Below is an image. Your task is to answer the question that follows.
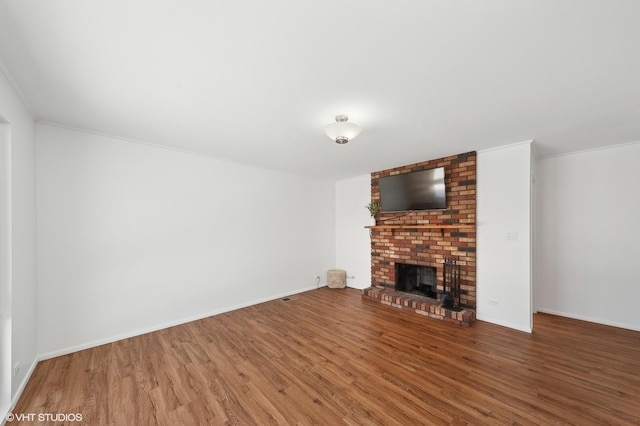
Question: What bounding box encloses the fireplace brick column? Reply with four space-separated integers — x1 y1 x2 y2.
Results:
368 151 477 313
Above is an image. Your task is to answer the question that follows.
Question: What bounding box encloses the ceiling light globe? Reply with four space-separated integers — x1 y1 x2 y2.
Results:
325 115 361 144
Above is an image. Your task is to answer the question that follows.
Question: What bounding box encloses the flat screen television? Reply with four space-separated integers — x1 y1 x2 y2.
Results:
378 167 446 212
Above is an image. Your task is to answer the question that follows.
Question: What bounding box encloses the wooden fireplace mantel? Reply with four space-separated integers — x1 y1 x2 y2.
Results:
365 224 475 230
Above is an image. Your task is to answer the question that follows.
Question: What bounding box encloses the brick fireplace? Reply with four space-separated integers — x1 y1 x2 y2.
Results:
362 151 477 326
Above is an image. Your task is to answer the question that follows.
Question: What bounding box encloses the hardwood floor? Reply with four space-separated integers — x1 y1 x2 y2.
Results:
12 288 640 425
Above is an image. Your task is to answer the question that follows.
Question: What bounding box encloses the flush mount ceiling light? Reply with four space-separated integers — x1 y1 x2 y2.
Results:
324 114 362 144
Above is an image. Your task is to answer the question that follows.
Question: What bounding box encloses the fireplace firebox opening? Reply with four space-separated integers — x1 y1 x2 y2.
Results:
395 263 438 298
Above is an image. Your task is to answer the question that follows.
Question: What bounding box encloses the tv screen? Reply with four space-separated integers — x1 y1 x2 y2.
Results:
378 167 446 212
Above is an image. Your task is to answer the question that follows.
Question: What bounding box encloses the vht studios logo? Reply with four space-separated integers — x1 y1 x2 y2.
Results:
6 412 83 422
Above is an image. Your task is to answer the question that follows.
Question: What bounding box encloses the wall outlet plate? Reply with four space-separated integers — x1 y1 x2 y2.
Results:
506 231 519 241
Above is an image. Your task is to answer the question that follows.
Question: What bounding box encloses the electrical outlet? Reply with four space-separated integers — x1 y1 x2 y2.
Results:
13 362 20 377
488 299 500 306
346 275 355 279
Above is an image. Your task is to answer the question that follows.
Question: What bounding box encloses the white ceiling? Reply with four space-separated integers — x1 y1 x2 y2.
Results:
1 1 639 180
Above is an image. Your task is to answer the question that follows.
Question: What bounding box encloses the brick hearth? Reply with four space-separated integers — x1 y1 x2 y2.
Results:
363 286 476 326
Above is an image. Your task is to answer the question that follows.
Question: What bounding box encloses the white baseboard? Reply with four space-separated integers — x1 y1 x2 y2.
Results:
4 357 39 424
535 309 640 332
476 315 532 333
39 285 321 361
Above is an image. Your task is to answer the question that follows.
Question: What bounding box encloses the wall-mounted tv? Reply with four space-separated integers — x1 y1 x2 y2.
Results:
378 167 446 212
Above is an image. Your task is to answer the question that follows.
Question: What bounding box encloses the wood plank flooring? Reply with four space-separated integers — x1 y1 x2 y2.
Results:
11 288 640 425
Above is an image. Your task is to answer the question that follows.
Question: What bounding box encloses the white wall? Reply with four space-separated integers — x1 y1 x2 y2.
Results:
477 142 533 333
335 174 371 289
535 142 640 331
37 123 336 357
0 69 38 413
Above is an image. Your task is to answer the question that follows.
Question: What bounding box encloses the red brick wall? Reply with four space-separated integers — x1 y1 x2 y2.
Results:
370 152 476 308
